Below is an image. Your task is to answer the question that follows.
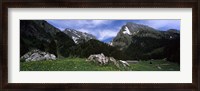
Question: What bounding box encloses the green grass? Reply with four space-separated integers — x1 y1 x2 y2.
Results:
129 60 180 71
20 58 180 71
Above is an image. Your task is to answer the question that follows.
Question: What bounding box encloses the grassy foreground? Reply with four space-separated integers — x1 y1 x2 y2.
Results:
20 58 180 71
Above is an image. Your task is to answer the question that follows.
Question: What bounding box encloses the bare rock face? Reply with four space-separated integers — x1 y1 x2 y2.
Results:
21 49 56 62
87 53 130 68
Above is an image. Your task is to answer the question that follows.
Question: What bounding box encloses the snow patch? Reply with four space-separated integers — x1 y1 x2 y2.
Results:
123 26 131 35
110 42 113 46
109 42 113 46
75 33 81 38
72 36 79 44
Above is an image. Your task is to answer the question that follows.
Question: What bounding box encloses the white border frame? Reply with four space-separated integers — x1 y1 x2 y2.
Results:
8 8 192 83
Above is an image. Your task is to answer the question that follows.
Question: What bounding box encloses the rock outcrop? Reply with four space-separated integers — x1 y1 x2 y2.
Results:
86 53 130 68
21 49 56 62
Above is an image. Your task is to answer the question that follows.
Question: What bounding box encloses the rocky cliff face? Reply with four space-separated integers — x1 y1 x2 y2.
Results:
63 28 96 44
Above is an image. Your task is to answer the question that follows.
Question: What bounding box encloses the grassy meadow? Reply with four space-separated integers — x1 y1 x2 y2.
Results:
20 58 180 71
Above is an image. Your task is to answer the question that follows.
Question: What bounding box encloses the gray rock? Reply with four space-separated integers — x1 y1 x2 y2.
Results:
21 53 30 60
86 53 129 68
44 54 51 60
21 49 56 62
87 53 107 65
50 54 56 60
25 58 32 61
109 57 120 68
30 53 43 61
119 60 130 67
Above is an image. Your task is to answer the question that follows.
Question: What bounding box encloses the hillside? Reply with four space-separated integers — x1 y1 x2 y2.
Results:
20 20 75 58
69 39 127 60
112 22 180 63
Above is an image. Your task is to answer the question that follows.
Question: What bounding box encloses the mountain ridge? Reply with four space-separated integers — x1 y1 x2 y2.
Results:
63 28 96 44
111 22 180 63
112 22 179 50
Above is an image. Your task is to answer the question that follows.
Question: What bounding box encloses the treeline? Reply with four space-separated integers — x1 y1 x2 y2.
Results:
68 39 128 60
21 35 180 63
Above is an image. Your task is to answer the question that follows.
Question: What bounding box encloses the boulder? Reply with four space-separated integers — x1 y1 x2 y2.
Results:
86 53 129 68
109 57 120 68
29 53 44 61
87 53 107 65
119 60 130 67
50 54 56 60
21 49 56 62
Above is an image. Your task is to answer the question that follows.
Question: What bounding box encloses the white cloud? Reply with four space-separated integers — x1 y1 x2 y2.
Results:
57 27 65 31
78 28 90 33
136 20 180 30
91 20 111 25
47 20 113 29
77 27 119 41
98 29 118 40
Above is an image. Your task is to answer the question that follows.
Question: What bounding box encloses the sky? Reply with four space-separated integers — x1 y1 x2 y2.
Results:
46 20 180 43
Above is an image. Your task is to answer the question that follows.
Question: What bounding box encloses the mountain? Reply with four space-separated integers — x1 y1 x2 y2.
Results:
112 22 163 50
63 28 96 44
112 22 180 63
20 20 75 58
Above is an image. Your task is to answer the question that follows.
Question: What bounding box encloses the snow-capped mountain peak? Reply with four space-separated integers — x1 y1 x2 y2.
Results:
63 28 96 44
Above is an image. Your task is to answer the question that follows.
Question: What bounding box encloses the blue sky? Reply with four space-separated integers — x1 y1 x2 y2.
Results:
46 20 180 43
